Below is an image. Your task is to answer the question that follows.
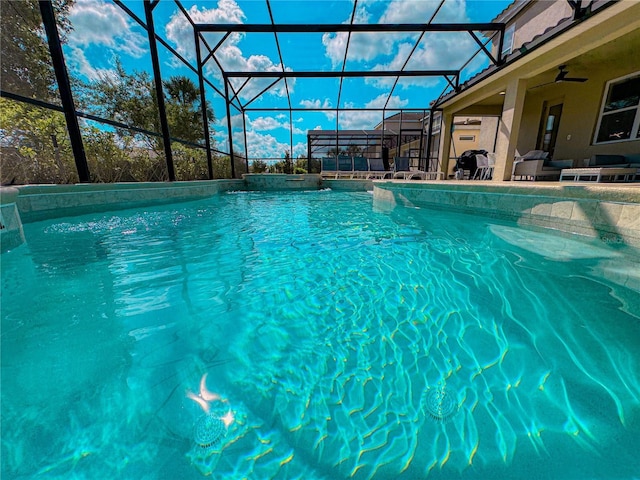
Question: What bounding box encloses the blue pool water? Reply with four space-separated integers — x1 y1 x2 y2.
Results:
1 190 639 479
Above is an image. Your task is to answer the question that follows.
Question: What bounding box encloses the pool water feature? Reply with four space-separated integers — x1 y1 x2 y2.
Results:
194 413 227 449
423 386 459 423
1 190 639 479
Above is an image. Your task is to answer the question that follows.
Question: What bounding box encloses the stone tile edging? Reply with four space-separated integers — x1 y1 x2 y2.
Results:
373 181 640 248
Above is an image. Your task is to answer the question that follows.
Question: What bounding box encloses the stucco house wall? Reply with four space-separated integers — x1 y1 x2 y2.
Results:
439 0 640 180
491 0 574 58
516 39 640 162
510 2 573 52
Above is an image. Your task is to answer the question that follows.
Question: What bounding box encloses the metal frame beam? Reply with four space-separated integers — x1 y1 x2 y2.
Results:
384 0 445 110
21 1 513 182
114 1 226 100
336 1 359 123
224 78 236 178
144 0 175 181
224 70 458 79
39 0 90 182
0 90 224 154
195 23 503 33
194 29 214 179
241 107 433 112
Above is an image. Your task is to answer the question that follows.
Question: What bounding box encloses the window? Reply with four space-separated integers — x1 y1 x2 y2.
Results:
501 25 515 57
459 135 476 141
594 72 640 144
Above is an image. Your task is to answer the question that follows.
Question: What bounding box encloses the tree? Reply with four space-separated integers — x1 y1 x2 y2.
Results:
0 98 77 184
82 60 159 148
251 159 268 173
346 144 362 155
0 0 74 100
0 0 81 184
294 155 308 174
284 150 292 174
164 75 215 146
1 3 223 184
78 65 220 181
83 66 216 150
328 147 348 156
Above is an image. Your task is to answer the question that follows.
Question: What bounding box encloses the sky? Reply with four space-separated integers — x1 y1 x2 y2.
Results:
63 0 512 160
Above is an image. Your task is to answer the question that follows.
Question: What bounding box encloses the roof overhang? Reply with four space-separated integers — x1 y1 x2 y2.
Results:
434 0 639 111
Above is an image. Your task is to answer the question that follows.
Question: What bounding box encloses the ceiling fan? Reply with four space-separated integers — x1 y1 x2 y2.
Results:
531 65 588 89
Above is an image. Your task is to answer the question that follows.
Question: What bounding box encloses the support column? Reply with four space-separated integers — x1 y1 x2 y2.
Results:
425 109 435 172
397 112 403 158
289 109 294 174
242 112 249 173
493 78 527 181
335 109 340 155
223 77 236 178
39 1 90 182
194 30 213 179
144 0 175 181
437 110 454 177
418 109 425 171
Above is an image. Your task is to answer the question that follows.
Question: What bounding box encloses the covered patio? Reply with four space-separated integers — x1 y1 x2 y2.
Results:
432 0 640 183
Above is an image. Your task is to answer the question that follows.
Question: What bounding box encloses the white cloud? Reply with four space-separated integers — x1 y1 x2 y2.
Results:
299 98 336 121
337 94 408 130
366 93 409 109
323 0 476 88
299 98 333 109
217 113 245 132
165 0 245 61
244 131 305 159
69 0 147 58
365 30 477 89
379 0 467 23
250 116 304 135
251 116 281 131
322 5 398 66
216 114 305 158
66 46 115 81
165 0 291 99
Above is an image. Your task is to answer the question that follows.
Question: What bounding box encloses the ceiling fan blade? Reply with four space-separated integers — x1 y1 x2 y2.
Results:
530 65 588 89
530 81 555 89
555 65 588 83
561 77 588 82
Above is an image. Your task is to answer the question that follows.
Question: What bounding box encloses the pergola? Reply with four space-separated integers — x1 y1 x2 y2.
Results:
4 0 509 181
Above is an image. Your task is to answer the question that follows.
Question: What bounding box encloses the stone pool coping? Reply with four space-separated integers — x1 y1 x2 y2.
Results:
373 180 640 247
1 176 639 251
8 179 245 223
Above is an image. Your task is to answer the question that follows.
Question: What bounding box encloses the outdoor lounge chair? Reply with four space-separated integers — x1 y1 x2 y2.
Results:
392 156 427 180
559 154 640 182
320 157 337 178
336 155 353 178
512 150 572 181
366 158 391 179
351 156 369 178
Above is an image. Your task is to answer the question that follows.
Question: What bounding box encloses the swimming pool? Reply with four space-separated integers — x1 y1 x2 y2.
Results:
1 189 639 479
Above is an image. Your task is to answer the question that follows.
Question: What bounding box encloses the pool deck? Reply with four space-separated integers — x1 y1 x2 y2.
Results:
1 176 639 251
373 179 640 247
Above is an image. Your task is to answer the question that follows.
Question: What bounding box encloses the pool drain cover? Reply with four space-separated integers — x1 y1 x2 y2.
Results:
424 387 458 423
194 413 226 448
